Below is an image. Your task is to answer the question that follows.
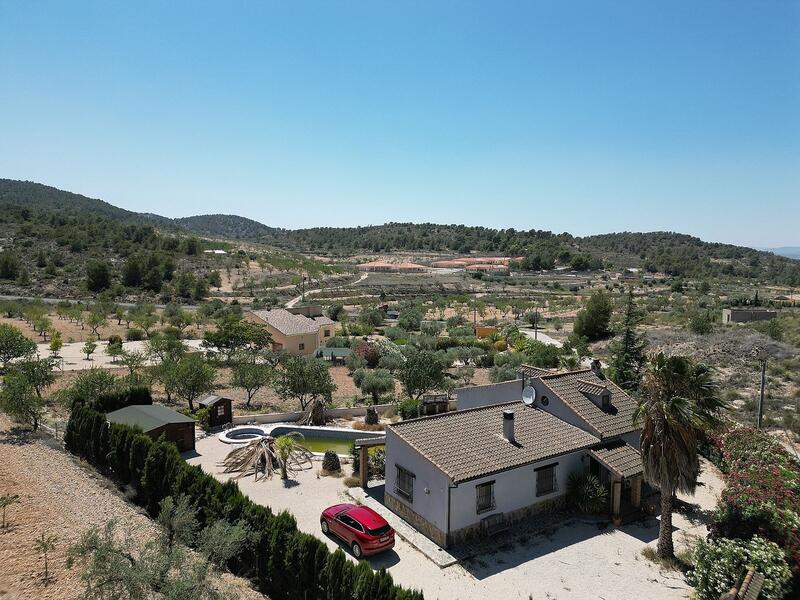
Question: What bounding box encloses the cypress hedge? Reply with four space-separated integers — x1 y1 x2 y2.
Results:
65 403 423 600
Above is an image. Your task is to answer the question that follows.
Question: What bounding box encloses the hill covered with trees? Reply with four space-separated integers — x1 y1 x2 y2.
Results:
175 213 283 240
0 180 219 299
2 179 798 287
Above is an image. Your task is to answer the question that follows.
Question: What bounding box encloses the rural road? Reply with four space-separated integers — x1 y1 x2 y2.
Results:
520 327 563 347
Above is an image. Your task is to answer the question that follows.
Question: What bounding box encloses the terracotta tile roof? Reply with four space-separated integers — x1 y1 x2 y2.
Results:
251 308 334 336
389 403 599 483
519 364 552 378
589 441 642 479
576 379 608 396
539 370 639 438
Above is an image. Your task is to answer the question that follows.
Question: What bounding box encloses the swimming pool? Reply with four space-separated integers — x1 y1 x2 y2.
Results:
219 424 384 455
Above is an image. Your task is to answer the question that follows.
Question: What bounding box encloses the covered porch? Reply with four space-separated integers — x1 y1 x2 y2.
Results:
588 442 644 524
354 437 386 488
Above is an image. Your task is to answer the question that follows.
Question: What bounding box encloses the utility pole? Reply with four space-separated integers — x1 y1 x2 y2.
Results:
473 290 477 332
301 274 306 303
757 356 766 429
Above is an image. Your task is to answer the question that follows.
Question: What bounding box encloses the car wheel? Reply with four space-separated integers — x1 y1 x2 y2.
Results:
352 542 362 558
321 519 329 534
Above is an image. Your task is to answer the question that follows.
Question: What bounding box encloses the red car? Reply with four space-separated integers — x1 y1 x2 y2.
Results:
320 503 395 558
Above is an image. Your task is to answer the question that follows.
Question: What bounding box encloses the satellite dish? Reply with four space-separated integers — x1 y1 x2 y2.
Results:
522 386 537 407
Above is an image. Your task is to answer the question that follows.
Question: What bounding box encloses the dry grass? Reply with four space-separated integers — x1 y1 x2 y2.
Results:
342 476 361 488
0 416 264 600
351 421 385 431
640 546 693 573
319 468 344 478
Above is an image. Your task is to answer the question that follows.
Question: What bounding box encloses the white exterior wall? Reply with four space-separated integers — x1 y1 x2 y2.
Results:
456 379 522 410
448 450 587 532
384 428 451 533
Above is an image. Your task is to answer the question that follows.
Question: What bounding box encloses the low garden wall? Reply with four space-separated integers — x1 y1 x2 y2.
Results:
232 403 400 425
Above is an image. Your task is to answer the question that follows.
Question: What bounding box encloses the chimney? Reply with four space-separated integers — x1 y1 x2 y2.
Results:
590 359 605 380
503 410 515 443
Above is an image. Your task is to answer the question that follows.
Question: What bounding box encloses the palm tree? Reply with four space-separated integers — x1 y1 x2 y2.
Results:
634 352 724 559
221 433 313 481
274 433 313 480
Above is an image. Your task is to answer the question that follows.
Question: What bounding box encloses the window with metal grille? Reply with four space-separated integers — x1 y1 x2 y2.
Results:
476 481 495 513
299 343 305 350
396 466 414 501
536 464 557 497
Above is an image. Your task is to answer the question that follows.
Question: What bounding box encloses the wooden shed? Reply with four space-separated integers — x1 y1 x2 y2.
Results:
198 395 233 428
107 404 196 452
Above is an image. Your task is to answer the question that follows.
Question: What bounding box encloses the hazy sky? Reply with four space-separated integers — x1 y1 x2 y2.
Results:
1 1 798 247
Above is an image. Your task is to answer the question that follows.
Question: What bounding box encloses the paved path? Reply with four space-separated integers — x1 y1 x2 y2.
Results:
519 327 563 347
189 433 698 600
348 485 459 568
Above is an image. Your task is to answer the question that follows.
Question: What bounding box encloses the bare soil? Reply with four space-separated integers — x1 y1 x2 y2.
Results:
0 416 263 600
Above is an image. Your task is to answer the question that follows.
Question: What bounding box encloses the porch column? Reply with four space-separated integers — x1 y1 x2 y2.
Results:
611 475 622 517
359 446 369 489
631 476 642 509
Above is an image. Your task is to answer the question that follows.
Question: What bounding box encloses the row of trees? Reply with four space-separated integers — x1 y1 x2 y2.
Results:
64 394 423 600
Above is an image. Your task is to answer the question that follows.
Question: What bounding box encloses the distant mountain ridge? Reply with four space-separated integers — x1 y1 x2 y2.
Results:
175 214 283 240
1 178 798 284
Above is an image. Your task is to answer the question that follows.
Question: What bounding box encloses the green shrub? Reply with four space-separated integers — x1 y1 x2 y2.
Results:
126 328 146 341
689 536 791 600
398 397 421 420
688 312 714 335
181 406 210 432
566 471 608 513
321 450 341 472
66 406 422 600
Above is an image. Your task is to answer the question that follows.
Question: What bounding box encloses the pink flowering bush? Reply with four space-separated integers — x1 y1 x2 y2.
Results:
711 427 800 579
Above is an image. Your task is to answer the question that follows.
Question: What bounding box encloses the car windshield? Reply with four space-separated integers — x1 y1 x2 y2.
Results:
367 524 391 537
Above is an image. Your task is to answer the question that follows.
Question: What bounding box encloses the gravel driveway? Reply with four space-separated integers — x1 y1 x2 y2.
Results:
189 435 724 600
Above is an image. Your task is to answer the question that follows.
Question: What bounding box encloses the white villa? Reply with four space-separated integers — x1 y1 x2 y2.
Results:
383 363 644 548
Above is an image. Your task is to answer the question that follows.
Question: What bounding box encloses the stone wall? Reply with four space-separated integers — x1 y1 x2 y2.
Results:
385 491 448 548
447 495 566 547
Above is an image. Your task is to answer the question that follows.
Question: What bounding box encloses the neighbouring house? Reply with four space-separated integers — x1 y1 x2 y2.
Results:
431 256 522 268
198 395 233 428
465 264 509 275
385 364 644 547
722 307 778 323
357 260 426 273
106 404 196 452
250 307 335 356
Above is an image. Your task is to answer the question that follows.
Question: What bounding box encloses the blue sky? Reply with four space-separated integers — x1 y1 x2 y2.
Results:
1 1 798 247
